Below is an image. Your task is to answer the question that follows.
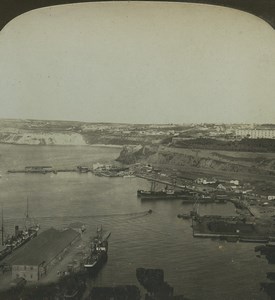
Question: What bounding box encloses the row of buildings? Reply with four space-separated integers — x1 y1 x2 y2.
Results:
170 128 275 143
235 129 275 139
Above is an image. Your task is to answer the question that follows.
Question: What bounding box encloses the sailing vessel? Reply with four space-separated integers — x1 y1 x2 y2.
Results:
0 199 40 261
84 226 111 274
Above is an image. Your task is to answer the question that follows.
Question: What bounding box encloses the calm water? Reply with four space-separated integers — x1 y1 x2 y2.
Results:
0 144 272 299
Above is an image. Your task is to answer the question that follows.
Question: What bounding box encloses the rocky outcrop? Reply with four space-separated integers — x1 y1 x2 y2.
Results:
148 151 251 172
116 145 157 164
117 145 275 176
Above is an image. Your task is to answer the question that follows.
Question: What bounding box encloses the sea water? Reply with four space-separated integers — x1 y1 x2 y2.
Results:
0 144 271 300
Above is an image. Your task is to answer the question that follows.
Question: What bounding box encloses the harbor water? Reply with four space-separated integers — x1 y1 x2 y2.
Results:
0 144 272 299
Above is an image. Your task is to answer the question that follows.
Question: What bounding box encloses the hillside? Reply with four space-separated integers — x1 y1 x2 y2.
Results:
117 145 275 179
0 119 180 146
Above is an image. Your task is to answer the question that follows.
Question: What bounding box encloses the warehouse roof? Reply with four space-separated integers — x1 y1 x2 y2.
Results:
7 228 79 266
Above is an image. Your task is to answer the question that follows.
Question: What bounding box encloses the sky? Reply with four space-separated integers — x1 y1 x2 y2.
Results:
0 2 274 124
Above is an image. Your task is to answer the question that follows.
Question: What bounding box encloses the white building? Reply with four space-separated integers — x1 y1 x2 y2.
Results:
236 129 275 139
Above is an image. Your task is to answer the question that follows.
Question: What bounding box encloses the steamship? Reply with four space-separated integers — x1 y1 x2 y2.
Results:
0 200 40 261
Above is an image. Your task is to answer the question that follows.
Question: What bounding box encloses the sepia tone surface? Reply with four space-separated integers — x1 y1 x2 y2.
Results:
0 2 275 300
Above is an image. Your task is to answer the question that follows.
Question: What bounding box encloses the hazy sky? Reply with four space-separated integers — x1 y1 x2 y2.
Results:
0 2 274 124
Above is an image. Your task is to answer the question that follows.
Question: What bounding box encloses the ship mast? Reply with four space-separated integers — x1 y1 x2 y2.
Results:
1 204 3 245
26 197 29 219
172 177 177 190
150 180 156 192
25 197 31 230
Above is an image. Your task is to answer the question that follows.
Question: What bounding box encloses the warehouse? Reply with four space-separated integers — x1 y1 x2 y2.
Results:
8 228 80 282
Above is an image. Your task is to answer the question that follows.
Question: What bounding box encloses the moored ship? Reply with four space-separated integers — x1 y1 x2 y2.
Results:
84 226 111 274
137 189 190 200
137 189 191 200
137 181 191 200
0 200 40 262
4 224 40 251
137 180 193 200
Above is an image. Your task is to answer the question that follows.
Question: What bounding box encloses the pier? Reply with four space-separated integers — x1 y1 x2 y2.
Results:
7 166 91 174
191 211 274 243
193 231 270 243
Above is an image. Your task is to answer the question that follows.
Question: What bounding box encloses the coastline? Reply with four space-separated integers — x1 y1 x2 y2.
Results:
0 142 124 148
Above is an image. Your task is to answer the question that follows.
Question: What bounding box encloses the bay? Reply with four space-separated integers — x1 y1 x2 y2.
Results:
0 144 271 299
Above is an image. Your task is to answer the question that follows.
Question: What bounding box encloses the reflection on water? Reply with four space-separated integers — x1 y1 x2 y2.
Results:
0 145 272 299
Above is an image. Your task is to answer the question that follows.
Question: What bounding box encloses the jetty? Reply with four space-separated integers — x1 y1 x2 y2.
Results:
7 166 91 174
191 212 274 243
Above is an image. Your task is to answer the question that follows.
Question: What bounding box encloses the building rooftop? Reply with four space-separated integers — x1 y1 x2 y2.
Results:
6 228 79 266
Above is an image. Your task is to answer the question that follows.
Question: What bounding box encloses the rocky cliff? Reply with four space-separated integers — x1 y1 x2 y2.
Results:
116 145 158 164
117 145 275 176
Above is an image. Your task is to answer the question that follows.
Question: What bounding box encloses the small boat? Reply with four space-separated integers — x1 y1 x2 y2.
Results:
177 213 191 220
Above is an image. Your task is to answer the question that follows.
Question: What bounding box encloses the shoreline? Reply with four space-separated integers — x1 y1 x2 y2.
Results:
0 142 124 148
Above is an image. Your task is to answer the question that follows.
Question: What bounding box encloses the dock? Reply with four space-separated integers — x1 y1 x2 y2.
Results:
193 232 239 239
191 211 274 243
7 166 91 174
193 232 269 243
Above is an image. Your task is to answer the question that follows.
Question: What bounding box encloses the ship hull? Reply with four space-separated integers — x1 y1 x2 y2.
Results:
0 248 12 262
11 231 38 251
138 189 191 200
141 195 189 200
1 230 39 262
84 252 108 275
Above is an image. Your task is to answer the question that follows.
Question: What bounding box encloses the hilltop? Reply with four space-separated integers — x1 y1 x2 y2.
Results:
0 118 274 147
1 119 275 183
